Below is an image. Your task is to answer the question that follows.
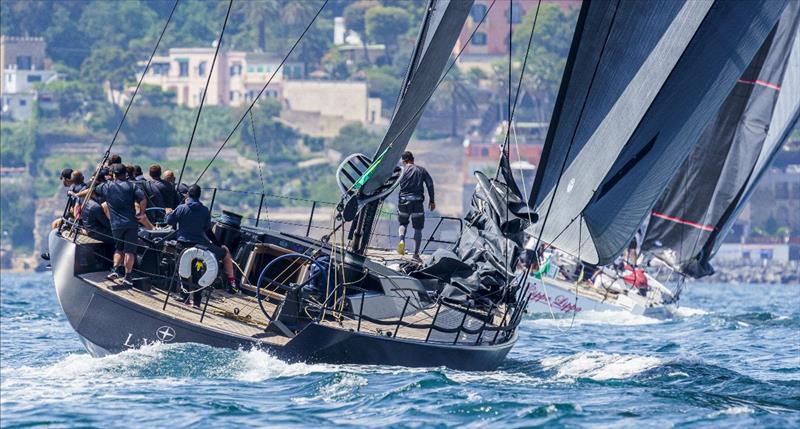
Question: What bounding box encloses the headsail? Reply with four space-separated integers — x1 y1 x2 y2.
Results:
358 0 473 196
527 0 787 265
642 2 800 277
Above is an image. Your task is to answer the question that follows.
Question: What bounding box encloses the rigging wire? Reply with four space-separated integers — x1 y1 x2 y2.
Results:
177 0 234 186
194 0 330 184
73 0 179 229
248 109 269 227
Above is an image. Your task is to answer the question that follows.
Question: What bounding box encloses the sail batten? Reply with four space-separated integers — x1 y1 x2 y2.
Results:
527 0 787 265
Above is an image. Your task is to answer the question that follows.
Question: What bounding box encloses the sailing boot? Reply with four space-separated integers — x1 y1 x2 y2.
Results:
107 265 125 281
120 273 134 289
397 240 406 255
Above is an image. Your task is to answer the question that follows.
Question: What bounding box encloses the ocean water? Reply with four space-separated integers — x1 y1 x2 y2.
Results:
1 272 798 428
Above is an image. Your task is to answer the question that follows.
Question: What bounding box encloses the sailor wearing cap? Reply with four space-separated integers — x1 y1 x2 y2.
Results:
93 163 148 288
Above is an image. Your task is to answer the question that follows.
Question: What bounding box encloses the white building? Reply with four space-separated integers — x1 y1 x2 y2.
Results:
0 36 58 121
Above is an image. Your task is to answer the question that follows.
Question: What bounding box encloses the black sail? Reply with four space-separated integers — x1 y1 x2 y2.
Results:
527 0 787 265
359 0 473 196
642 2 800 277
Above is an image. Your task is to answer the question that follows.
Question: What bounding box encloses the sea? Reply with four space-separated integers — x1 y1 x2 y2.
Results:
0 272 798 428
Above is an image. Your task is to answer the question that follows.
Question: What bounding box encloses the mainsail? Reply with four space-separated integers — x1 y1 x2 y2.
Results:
642 2 800 277
359 0 473 197
527 0 788 265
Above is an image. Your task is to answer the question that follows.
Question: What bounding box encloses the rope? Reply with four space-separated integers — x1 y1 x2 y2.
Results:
194 0 330 184
177 0 234 186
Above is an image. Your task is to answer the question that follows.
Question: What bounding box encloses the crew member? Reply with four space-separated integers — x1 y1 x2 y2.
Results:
165 185 239 296
144 164 179 210
163 170 176 186
107 154 122 166
134 165 145 181
396 151 435 260
50 168 75 230
81 192 113 244
93 163 148 288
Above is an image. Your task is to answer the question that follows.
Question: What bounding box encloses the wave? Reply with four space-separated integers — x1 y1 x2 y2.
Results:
539 351 664 381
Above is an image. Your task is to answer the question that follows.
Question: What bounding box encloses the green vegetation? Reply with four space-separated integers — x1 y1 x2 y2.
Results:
0 0 584 253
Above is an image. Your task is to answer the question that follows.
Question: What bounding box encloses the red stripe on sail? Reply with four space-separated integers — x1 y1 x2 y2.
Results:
651 211 716 232
737 78 781 90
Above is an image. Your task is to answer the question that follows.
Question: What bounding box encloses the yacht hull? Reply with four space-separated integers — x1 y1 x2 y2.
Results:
526 276 676 319
49 231 515 370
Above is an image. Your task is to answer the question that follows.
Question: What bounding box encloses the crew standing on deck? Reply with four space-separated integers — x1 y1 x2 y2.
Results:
396 151 435 261
94 163 148 287
165 185 239 298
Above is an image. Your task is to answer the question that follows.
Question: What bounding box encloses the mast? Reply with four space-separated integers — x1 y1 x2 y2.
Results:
527 0 788 265
350 0 474 253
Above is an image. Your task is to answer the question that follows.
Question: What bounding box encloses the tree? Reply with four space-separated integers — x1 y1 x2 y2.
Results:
365 6 411 57
344 0 377 65
364 66 402 115
331 123 380 157
511 3 578 122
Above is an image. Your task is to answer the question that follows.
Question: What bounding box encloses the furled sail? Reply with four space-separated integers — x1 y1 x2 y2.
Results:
527 0 787 265
358 0 473 197
642 2 800 277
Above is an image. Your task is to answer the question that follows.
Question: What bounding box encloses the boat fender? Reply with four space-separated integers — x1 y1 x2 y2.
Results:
178 247 219 287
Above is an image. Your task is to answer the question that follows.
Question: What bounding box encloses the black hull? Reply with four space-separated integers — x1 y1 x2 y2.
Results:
49 231 514 370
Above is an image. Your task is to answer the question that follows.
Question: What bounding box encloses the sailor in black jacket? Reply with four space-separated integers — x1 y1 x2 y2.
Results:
396 151 435 260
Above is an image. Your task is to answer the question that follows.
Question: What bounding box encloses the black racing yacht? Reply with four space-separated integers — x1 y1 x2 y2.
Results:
49 0 534 371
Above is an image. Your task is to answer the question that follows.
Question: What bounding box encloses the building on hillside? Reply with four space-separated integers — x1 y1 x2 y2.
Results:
332 17 386 64
748 164 800 235
455 0 579 73
135 46 384 135
279 80 384 138
137 47 305 108
461 121 545 213
0 35 58 121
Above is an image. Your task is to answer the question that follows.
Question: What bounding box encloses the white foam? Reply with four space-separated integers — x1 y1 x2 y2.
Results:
670 306 709 318
231 348 336 382
445 370 542 386
540 351 663 381
526 310 662 328
709 406 755 417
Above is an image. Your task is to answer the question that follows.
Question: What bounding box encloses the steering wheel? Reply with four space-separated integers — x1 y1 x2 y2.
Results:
255 253 328 321
145 207 167 226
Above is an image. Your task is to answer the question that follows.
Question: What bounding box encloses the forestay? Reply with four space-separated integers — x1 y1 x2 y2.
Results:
642 2 800 277
527 0 787 265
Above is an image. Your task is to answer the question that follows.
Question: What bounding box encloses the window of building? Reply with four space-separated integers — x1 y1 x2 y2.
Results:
470 4 488 21
26 74 41 83
473 32 488 46
16 56 32 70
19 99 27 106
506 6 523 24
481 148 489 157
5 73 12 83
230 63 242 76
247 65 256 73
792 183 800 199
198 61 207 76
229 91 238 102
178 60 189 77
153 63 169 75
